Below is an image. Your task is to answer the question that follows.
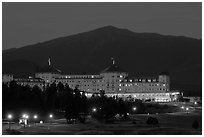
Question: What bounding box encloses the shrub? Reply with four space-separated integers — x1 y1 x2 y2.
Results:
192 120 199 129
105 118 115 124
132 120 137 124
123 114 130 119
67 119 76 124
79 117 86 123
146 117 159 125
163 104 168 109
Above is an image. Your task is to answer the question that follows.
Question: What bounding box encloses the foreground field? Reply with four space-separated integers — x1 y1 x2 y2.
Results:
3 109 202 135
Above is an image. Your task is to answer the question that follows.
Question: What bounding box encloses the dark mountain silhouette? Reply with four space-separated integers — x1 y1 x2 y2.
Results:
3 26 202 96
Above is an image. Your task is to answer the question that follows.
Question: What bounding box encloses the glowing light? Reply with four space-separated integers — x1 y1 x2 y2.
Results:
7 114 12 119
92 108 97 112
48 58 51 66
194 102 197 105
186 108 189 111
49 114 53 118
133 107 137 111
34 115 38 119
181 106 184 109
127 113 129 116
120 75 123 78
23 114 29 119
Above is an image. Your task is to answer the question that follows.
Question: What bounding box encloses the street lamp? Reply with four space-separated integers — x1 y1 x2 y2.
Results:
49 114 53 118
194 102 197 105
92 108 97 112
133 107 137 111
34 115 38 119
23 114 26 118
7 114 13 130
7 114 12 119
22 114 29 128
48 114 53 129
25 115 29 119
186 107 189 114
34 115 38 126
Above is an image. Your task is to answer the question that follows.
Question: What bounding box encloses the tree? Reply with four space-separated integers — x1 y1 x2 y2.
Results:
146 117 159 125
117 98 127 116
192 120 199 129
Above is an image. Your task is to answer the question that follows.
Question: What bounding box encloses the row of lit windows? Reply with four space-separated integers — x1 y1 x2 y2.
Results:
103 75 124 78
123 79 158 82
119 88 166 91
119 83 166 87
63 75 101 79
57 80 102 83
18 82 44 87
15 79 44 82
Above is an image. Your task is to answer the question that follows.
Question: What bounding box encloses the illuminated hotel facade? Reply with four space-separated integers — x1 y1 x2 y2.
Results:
3 58 180 102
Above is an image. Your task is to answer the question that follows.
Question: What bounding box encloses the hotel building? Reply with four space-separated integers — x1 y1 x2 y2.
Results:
3 58 180 102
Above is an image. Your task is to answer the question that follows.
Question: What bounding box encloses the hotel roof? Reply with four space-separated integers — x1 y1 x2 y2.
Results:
36 66 61 73
100 58 126 73
36 58 61 73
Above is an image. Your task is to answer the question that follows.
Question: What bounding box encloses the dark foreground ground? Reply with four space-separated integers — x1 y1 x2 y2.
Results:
2 108 202 135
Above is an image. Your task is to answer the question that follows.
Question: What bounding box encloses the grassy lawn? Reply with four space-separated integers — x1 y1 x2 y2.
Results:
3 104 202 135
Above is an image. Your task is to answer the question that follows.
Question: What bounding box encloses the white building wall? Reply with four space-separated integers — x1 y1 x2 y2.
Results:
35 73 60 83
2 74 13 83
100 72 128 93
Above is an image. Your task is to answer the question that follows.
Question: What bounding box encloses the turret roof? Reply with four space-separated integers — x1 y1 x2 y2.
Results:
100 58 126 73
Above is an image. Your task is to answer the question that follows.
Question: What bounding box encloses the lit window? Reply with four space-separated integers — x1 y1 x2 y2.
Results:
119 84 121 86
163 84 166 86
130 79 132 82
120 75 123 78
125 84 127 86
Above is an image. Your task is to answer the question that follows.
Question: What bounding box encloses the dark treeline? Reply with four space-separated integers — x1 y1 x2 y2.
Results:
3 81 145 120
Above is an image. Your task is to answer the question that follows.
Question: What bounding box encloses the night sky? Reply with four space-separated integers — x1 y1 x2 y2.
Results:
2 2 202 50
